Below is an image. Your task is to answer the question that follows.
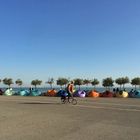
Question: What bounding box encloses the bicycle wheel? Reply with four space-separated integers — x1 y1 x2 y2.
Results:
61 98 67 104
61 98 65 104
68 97 73 103
72 99 77 105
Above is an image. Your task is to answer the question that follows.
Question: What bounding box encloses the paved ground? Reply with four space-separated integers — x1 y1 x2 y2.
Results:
0 96 140 140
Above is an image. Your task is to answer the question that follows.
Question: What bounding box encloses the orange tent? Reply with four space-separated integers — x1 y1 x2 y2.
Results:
45 89 57 96
88 90 99 98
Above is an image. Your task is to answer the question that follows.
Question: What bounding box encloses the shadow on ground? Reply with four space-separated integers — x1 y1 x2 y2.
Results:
19 102 61 105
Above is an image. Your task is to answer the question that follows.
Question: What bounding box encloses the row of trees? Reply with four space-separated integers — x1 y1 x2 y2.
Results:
0 77 140 90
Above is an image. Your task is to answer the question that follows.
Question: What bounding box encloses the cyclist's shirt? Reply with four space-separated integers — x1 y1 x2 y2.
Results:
66 84 74 94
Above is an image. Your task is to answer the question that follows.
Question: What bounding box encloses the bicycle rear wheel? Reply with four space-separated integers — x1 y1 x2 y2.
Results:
72 99 77 105
61 98 65 104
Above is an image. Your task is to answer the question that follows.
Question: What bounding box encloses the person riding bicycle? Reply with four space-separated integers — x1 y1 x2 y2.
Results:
66 81 74 100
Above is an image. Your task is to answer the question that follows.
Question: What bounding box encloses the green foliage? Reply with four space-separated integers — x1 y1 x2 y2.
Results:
122 77 129 85
74 78 83 90
131 77 140 90
56 78 69 88
115 77 129 89
91 78 99 90
15 79 23 86
115 78 122 87
46 78 54 89
31 79 42 88
83 79 91 86
102 77 114 90
3 78 13 88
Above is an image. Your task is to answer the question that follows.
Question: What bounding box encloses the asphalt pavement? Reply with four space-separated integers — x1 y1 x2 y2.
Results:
0 96 140 140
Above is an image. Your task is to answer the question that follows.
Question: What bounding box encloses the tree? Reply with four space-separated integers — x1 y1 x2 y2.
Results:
83 79 91 88
131 77 140 90
57 78 69 89
74 78 83 90
3 78 13 88
115 77 129 90
91 78 99 90
15 79 23 88
46 78 54 89
31 79 42 89
102 77 114 90
115 78 123 89
122 77 129 89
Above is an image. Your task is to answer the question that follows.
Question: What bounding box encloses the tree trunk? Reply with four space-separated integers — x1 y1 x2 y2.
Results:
120 85 122 90
123 84 125 90
94 85 96 90
135 85 136 90
79 85 80 90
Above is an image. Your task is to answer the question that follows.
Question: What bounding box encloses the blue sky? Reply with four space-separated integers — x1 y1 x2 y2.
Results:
0 0 140 86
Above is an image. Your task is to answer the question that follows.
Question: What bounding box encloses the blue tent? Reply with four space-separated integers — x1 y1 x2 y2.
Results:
129 90 140 98
18 89 30 96
29 89 41 96
56 90 68 97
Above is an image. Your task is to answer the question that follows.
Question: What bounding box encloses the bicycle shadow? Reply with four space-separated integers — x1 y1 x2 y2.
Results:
19 102 61 105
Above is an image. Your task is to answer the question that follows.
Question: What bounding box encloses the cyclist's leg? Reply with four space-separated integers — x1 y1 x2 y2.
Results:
67 92 71 101
71 92 74 99
68 92 74 103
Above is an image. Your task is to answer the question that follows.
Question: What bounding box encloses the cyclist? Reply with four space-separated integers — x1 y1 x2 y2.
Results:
66 81 74 101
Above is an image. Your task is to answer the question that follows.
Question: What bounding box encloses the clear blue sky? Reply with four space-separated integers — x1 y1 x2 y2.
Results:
0 0 140 86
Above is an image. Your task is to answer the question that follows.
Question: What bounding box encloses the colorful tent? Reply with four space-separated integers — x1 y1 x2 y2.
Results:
88 90 100 97
129 90 140 98
4 88 14 96
100 90 114 97
45 89 57 96
30 89 42 96
115 91 128 98
18 89 30 96
0 89 3 95
56 90 68 97
73 90 86 97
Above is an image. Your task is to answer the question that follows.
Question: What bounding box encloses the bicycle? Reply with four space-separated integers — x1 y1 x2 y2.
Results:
61 96 77 105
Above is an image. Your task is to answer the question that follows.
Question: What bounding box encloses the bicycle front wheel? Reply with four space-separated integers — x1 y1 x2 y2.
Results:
72 99 77 105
